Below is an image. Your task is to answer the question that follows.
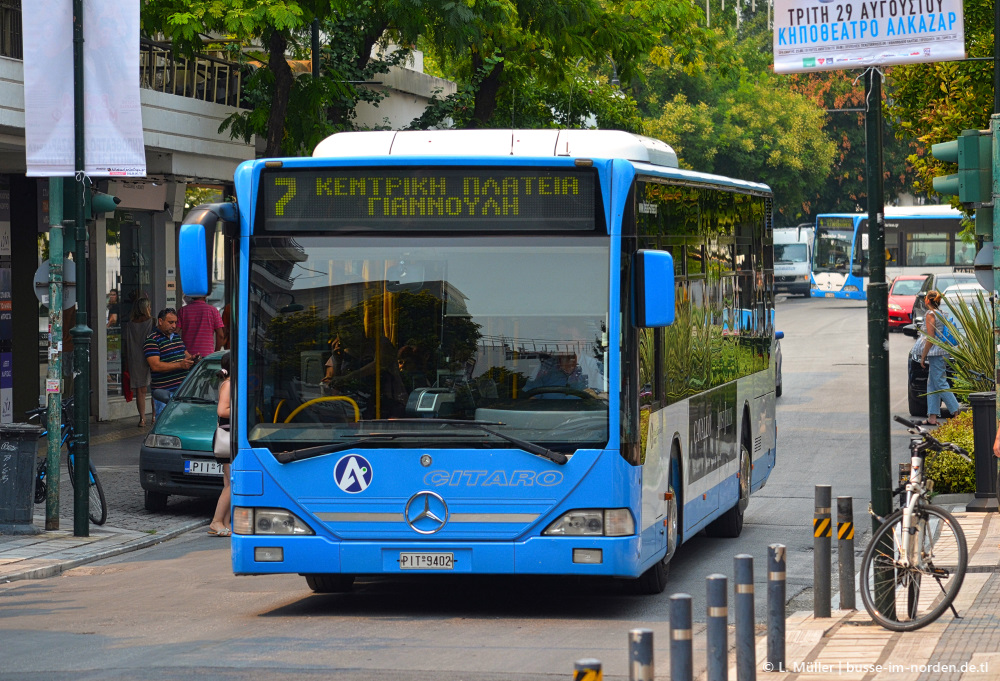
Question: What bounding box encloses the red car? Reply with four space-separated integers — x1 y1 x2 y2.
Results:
888 274 929 330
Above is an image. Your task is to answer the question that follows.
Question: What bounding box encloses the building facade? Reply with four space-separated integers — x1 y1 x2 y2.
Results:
0 3 454 421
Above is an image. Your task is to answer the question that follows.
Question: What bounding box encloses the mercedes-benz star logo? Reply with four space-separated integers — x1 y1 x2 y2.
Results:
404 491 449 534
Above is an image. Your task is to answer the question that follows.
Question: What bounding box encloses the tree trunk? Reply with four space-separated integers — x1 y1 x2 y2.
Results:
471 52 503 128
266 30 294 157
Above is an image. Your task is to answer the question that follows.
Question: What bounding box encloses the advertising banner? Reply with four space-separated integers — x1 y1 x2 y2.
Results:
23 0 146 177
773 0 965 74
0 189 8 257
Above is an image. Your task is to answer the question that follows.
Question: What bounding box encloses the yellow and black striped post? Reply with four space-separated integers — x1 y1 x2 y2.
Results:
574 658 602 681
837 496 856 610
814 485 832 617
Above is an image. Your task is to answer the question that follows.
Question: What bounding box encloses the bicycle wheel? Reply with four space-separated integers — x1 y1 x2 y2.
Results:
860 504 967 631
34 458 47 504
66 455 108 526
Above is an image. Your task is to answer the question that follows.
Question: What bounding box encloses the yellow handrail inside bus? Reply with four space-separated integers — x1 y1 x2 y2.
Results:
273 399 287 423
284 396 360 423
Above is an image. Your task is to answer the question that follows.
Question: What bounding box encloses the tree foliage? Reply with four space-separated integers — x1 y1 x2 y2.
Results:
637 6 836 224
885 0 994 203
143 0 429 155
409 0 703 130
785 70 921 215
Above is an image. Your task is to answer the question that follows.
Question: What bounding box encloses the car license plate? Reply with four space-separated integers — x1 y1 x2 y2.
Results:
399 552 454 570
825 292 835 298
184 460 223 476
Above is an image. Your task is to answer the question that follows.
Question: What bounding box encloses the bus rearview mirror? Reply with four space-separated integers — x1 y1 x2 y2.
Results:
178 202 238 297
635 249 675 327
179 223 209 296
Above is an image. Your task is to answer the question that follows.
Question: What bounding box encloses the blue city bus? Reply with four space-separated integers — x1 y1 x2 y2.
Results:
177 130 778 594
811 205 967 300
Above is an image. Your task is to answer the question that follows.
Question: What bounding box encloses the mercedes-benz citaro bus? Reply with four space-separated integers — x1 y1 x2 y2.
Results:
811 205 967 300
176 129 778 594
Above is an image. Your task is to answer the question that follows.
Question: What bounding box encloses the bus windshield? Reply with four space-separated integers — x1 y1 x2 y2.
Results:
813 229 853 273
246 235 610 453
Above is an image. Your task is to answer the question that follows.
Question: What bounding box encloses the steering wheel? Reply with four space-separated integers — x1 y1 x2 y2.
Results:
521 386 598 400
284 396 360 423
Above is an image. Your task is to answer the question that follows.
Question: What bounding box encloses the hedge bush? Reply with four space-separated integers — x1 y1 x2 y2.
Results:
924 411 975 494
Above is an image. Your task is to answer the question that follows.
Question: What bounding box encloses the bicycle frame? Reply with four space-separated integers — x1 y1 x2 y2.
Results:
900 436 931 568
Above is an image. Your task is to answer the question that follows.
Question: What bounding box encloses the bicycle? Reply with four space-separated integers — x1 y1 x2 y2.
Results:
27 397 108 526
859 414 970 631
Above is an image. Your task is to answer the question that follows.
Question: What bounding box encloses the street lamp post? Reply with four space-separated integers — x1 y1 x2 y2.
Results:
71 0 91 537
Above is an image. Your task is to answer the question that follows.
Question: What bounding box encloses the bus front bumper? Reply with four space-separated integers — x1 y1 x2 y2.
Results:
232 534 646 578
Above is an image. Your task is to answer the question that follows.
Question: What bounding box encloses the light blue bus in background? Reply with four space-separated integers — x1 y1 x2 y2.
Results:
811 205 967 300
178 129 779 595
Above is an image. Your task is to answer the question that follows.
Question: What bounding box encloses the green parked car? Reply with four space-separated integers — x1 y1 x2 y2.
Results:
139 351 225 511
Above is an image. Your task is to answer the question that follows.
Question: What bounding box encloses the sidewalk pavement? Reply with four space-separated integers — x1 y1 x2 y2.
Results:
0 414 213 584
3 428 999 681
722 505 1000 681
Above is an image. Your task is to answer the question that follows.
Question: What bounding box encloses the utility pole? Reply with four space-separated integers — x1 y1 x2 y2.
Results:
71 0 90 537
45 179 64 531
864 69 892 528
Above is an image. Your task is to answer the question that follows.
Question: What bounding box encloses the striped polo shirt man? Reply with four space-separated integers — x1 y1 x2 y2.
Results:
144 309 193 391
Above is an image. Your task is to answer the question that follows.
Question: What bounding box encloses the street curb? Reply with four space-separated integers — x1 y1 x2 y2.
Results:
0 518 210 584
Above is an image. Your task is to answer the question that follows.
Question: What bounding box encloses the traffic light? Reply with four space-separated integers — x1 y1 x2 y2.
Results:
60 183 120 250
89 190 120 217
931 129 993 235
62 183 120 221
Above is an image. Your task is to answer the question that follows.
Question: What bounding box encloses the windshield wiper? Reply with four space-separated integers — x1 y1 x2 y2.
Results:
272 430 479 464
171 396 216 404
386 419 568 465
273 435 396 464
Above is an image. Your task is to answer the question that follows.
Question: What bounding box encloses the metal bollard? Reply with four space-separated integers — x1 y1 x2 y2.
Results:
813 484 832 618
628 628 654 681
837 496 856 610
574 658 603 681
670 593 694 681
767 544 786 673
707 574 729 681
734 555 756 681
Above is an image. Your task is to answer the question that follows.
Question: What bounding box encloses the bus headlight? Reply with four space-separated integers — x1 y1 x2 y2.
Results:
144 433 181 449
233 507 314 535
543 509 635 536
844 285 859 292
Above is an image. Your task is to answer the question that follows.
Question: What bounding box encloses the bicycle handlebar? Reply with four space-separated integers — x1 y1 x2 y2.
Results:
893 414 972 462
25 397 76 422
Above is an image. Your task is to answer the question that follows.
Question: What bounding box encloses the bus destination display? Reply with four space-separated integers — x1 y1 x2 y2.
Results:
261 168 596 231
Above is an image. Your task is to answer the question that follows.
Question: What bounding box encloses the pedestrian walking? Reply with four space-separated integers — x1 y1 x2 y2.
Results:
177 295 224 358
144 308 195 419
124 297 154 427
919 290 961 426
209 351 232 537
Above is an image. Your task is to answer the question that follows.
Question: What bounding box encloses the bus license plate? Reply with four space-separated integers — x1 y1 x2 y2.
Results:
399 552 454 570
184 460 223 476
825 292 835 298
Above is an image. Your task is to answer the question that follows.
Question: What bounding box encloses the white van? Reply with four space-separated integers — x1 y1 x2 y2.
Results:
774 225 814 297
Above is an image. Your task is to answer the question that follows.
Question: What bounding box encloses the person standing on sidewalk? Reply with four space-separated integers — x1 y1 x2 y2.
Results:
918 290 961 426
209 351 232 537
144 308 195 419
124 297 154 427
177 295 224 359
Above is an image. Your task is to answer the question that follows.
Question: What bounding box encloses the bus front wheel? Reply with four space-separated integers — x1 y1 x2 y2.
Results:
631 553 669 595
305 574 355 593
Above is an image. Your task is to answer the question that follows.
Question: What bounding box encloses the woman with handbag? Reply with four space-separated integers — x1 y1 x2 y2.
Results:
919 290 961 426
208 351 232 537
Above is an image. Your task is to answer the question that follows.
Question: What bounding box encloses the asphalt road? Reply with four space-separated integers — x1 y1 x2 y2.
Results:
0 296 922 680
